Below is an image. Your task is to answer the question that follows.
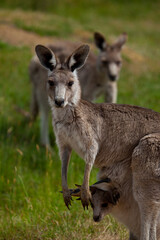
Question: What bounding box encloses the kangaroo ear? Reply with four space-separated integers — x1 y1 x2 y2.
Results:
94 32 107 51
91 178 111 192
90 179 120 205
103 188 120 205
67 44 90 72
35 45 57 71
113 32 128 50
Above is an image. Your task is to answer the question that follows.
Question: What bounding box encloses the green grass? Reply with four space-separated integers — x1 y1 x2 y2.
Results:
0 1 160 239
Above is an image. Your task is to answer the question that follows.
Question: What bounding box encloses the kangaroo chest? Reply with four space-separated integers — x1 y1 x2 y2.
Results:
52 104 160 167
53 117 94 160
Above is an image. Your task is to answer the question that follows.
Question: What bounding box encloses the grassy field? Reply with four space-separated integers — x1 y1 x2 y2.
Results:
0 1 160 239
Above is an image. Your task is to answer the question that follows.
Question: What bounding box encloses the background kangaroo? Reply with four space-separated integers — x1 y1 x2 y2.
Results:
29 32 127 147
35 44 160 240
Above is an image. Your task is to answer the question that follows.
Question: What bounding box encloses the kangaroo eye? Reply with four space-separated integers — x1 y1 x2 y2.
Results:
101 203 108 208
102 60 109 65
48 80 55 86
116 61 121 66
68 81 74 87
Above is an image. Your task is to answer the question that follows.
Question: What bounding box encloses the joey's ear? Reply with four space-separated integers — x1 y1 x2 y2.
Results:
91 178 111 191
90 178 110 195
67 44 90 72
94 32 107 51
104 188 120 205
113 32 128 50
35 45 57 71
91 179 120 205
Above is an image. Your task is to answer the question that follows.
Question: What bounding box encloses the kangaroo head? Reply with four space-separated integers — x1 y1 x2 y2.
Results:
89 179 120 222
69 178 120 223
35 44 89 108
94 32 127 82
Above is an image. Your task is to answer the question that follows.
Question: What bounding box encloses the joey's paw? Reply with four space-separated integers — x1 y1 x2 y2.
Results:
81 190 91 210
63 191 72 209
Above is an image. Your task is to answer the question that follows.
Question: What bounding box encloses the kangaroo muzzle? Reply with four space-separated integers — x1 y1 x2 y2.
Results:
108 63 118 81
55 97 65 108
93 214 101 222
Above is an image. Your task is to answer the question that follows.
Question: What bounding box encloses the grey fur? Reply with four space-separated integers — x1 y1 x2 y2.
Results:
29 33 127 146
35 44 160 240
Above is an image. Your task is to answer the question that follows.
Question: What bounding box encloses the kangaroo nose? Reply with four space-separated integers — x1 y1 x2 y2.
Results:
93 215 101 222
55 98 65 107
109 74 117 81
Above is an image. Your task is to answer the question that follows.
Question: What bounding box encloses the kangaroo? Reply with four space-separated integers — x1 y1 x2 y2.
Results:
70 175 160 240
69 180 136 240
29 32 127 147
35 44 160 240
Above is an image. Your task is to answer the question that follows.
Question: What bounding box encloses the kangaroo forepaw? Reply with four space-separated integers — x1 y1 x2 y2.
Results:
81 190 91 210
63 191 72 209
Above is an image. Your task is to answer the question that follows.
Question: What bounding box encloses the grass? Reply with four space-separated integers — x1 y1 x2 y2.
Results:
0 1 160 239
0 42 125 239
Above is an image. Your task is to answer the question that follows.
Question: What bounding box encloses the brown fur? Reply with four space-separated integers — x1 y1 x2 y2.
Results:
35 44 160 240
29 32 127 146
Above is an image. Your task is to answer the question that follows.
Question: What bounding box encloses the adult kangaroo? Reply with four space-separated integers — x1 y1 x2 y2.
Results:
29 32 127 147
35 44 160 240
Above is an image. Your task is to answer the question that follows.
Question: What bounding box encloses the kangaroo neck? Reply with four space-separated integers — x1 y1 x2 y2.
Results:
96 60 109 84
51 101 80 126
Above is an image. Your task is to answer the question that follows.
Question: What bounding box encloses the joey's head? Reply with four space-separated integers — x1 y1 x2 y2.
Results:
94 32 127 82
70 178 120 222
90 179 120 222
35 44 90 108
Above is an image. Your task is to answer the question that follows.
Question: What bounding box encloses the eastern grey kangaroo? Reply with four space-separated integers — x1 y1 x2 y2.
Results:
29 32 127 146
70 172 160 240
35 44 160 240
